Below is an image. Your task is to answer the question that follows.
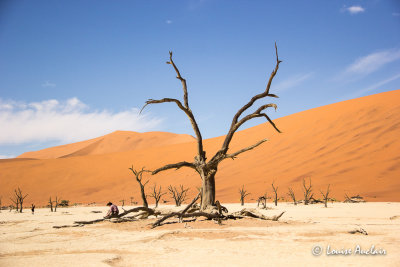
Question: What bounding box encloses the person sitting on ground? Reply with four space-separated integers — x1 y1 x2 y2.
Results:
105 202 119 218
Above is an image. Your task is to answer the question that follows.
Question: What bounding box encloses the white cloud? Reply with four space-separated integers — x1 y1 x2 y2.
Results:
166 20 172 24
42 81 56 87
274 72 314 93
347 73 400 99
393 12 400 17
342 5 365 14
0 154 15 159
345 48 400 75
0 97 162 145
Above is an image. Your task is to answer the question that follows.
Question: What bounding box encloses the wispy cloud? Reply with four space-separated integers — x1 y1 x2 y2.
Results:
0 97 162 145
345 73 400 99
274 72 314 93
166 20 172 24
0 154 15 159
345 48 400 76
393 12 400 17
342 5 365 14
42 81 56 87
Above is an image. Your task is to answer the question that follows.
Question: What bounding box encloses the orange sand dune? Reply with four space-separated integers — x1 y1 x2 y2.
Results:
1 90 400 206
17 131 195 159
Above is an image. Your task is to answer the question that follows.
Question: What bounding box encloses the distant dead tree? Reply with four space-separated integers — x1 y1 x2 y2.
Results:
142 44 282 210
302 178 313 205
271 182 278 206
239 185 250 206
0 196 2 213
12 188 28 213
129 166 151 208
120 199 125 209
168 185 189 206
130 197 134 205
257 192 267 208
49 197 54 212
320 185 331 208
9 195 19 212
287 187 297 205
54 196 60 212
149 184 166 208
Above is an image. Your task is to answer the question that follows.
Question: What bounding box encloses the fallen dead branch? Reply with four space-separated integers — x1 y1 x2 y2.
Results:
344 194 366 203
348 227 368 235
54 197 285 229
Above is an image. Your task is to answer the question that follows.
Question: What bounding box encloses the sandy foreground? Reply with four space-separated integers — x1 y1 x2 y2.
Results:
0 202 399 267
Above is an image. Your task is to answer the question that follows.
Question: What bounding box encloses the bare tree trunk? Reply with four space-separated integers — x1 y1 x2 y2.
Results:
201 171 216 209
140 184 148 208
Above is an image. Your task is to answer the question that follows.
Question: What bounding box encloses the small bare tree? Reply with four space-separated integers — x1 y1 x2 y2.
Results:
49 197 54 212
120 199 125 209
0 196 2 213
54 196 60 212
9 195 19 212
13 188 28 213
149 184 166 208
302 178 313 205
129 166 151 208
271 182 278 206
239 185 250 206
320 184 331 208
287 187 297 205
130 196 134 205
142 45 282 210
168 185 189 206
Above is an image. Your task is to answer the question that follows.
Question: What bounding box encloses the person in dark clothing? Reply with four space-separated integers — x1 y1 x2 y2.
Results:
31 204 35 214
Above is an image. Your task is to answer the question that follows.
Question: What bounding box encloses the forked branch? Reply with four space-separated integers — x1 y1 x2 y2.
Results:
140 52 205 159
220 42 282 155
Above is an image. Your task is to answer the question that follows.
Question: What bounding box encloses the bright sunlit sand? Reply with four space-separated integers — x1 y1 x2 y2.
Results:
1 202 399 266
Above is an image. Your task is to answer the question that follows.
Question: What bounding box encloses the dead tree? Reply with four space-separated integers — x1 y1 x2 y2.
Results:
302 178 313 205
168 185 189 206
239 185 250 206
149 184 166 208
320 184 331 208
271 182 278 206
129 166 151 208
54 196 60 212
13 188 28 213
130 197 134 205
9 195 19 212
49 197 54 212
120 199 125 210
287 187 297 205
0 196 2 213
141 44 282 210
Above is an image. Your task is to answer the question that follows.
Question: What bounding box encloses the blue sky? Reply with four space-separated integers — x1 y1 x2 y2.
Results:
0 0 399 158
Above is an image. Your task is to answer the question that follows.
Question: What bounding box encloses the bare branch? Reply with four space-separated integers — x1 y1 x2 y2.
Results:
140 53 205 159
220 43 282 153
224 138 268 160
167 51 189 108
140 98 186 114
152 161 195 175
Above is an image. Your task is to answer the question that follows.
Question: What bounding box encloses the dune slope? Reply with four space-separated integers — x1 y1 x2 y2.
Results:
1 90 400 205
17 131 195 159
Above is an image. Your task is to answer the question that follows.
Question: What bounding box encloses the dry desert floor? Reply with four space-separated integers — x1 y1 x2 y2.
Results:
1 202 400 266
